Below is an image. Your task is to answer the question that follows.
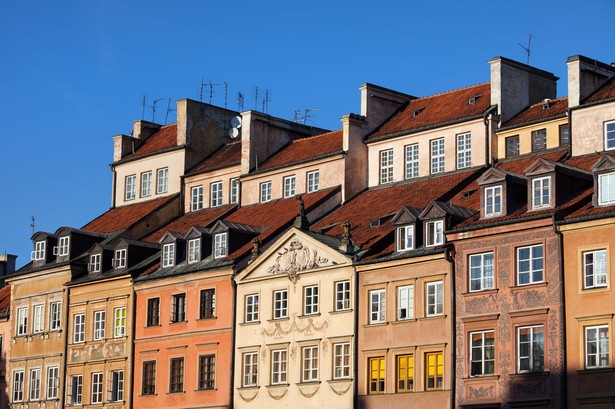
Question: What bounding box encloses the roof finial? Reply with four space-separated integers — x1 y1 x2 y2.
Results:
251 237 262 260
339 220 354 254
293 195 309 230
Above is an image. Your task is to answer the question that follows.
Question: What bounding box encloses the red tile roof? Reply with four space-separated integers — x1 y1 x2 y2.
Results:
188 142 242 174
121 124 178 161
585 77 615 104
0 285 10 316
368 83 491 141
496 149 568 175
500 97 568 129
258 130 344 170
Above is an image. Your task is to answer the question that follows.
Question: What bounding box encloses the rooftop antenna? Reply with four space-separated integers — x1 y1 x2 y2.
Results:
199 78 205 102
30 216 35 236
237 92 244 111
165 98 176 125
141 95 146 120
254 87 259 111
151 98 163 122
517 34 532 65
263 90 269 114
293 108 320 125
224 81 228 109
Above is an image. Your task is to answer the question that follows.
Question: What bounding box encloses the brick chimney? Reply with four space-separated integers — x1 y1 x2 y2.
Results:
567 55 615 108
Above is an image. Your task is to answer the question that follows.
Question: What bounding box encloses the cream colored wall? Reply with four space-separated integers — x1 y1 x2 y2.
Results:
183 165 241 212
496 117 568 159
571 101 615 156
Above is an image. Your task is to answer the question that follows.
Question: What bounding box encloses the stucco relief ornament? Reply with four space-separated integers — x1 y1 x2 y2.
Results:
267 239 329 284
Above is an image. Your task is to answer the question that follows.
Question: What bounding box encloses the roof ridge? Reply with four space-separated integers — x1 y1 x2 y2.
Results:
411 82 489 102
292 129 342 142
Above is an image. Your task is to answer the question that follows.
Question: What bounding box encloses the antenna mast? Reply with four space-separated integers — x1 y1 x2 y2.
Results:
517 34 532 65
237 92 244 112
293 108 320 125
30 216 35 236
165 98 176 125
151 98 163 122
224 81 228 109
199 78 205 102
141 95 146 120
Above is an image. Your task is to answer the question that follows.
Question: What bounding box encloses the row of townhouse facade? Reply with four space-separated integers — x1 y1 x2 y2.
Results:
3 53 615 409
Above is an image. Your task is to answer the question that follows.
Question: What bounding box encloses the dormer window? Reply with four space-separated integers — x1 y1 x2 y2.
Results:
214 233 227 259
426 220 444 247
31 241 46 260
113 249 126 269
188 239 201 264
55 236 70 257
484 186 502 217
531 176 551 209
162 243 175 268
88 254 101 273
396 226 415 251
605 121 615 150
598 171 615 205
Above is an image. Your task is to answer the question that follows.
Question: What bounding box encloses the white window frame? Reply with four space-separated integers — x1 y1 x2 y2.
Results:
302 346 319 382
599 171 615 205
307 170 320 193
188 239 201 264
16 307 27 336
584 249 608 289
211 181 223 207
33 304 45 333
304 285 319 315
114 307 126 338
335 280 350 311
29 368 41 401
397 225 414 251
405 143 419 179
70 374 83 405
397 285 414 320
49 301 61 331
273 289 288 319
113 249 126 269
517 244 544 285
604 120 615 150
469 252 495 292
125 175 136 201
46 366 59 399
91 372 103 404
271 349 288 385
141 171 152 197
33 240 45 260
110 370 124 402
57 236 70 256
230 178 239 204
585 325 610 369
214 233 227 259
470 330 495 377
431 138 445 174
426 281 444 317
426 220 444 247
380 149 394 184
284 176 296 198
13 370 24 402
191 186 204 211
245 294 259 323
93 310 105 341
484 185 503 217
162 243 175 268
457 132 472 169
517 325 544 373
243 352 258 387
532 176 551 209
156 167 168 194
260 181 272 203
333 342 351 379
73 313 85 343
89 253 101 273
369 289 386 324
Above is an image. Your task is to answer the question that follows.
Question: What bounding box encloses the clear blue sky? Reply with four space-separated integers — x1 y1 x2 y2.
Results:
1 0 613 268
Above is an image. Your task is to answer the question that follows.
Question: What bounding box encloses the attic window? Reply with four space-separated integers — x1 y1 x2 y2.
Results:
214 233 227 259
369 219 381 228
468 95 481 105
541 99 552 110
413 108 425 117
113 249 126 269
88 254 101 273
162 243 175 268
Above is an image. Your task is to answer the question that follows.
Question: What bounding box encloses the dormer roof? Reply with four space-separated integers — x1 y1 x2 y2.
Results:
419 200 476 220
209 220 264 235
477 167 526 186
391 206 422 225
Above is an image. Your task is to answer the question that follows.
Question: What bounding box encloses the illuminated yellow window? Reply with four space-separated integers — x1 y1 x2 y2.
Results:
397 355 414 392
426 352 443 390
368 357 385 394
114 307 126 338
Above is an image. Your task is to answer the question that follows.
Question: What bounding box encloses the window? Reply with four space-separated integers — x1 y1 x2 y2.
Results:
397 285 414 320
598 172 615 205
584 250 608 289
335 281 350 311
29 368 41 401
302 346 319 382
191 186 204 211
532 176 551 209
426 220 444 247
73 314 85 343
586 325 609 368
111 370 124 402
369 289 385 324
271 349 288 385
33 304 44 333
188 239 201 264
506 135 520 157
16 307 27 336
245 294 259 322
397 354 414 392
517 244 543 285
304 285 319 315
457 132 472 169
283 176 296 198
33 240 45 260
426 352 444 390
211 181 223 207
147 298 160 326
380 149 394 184
89 254 101 273
368 357 385 394
199 355 216 390
470 330 495 376
333 343 351 379
531 128 547 151
94 310 105 340
214 233 227 259
114 307 126 338
70 375 83 405
91 372 103 404
13 370 24 402
157 168 168 194
484 186 502 217
605 121 615 150
426 281 444 317
114 249 126 268
469 252 495 292
405 143 419 179
162 243 175 268
142 361 156 395
397 225 414 251
200 289 215 319
125 175 136 200
243 352 258 387
171 294 186 323
273 289 288 319
260 181 272 203
170 358 184 393
560 124 570 146
230 178 239 204
431 138 445 174
57 236 70 256
47 366 59 399
307 171 320 193
141 171 152 197
49 301 61 331
518 325 544 373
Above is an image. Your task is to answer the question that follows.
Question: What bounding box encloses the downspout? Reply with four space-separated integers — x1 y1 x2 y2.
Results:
61 286 70 408
552 213 567 408
353 264 359 409
111 165 117 208
129 285 137 409
445 247 456 409
229 269 237 409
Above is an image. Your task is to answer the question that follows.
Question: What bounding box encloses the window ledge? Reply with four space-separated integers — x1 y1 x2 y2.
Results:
462 374 500 381
508 371 550 378
329 309 353 315
327 378 352 384
511 282 548 291
422 314 447 320
462 288 499 297
237 385 259 391
581 286 610 293
144 324 162 328
296 381 320 386
194 387 217 392
169 320 188 325
299 313 321 319
390 318 416 325
240 321 261 326
577 367 615 375
267 317 290 323
166 390 186 395
363 322 388 328
197 316 217 322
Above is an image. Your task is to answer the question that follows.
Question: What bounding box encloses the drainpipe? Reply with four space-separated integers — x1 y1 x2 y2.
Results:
229 269 237 409
129 286 137 409
353 265 359 409
552 213 567 407
445 247 456 409
111 165 117 208
61 286 70 408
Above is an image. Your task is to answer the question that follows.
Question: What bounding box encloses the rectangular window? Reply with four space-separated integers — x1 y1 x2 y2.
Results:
506 135 520 157
470 330 495 376
29 368 41 401
125 175 136 200
260 181 272 203
243 352 258 387
560 124 570 146
586 325 609 368
93 310 105 340
245 294 259 322
302 346 319 382
369 357 385 394
230 178 239 204
89 253 101 273
110 370 124 402
114 249 126 268
584 250 608 289
405 143 419 179
531 128 547 151
114 307 126 338
397 354 414 392
47 366 59 399
70 375 83 405
599 172 615 205
307 171 320 193
304 285 319 315
49 301 61 331
271 349 288 385
13 371 24 402
273 289 288 319
147 298 160 326
211 181 223 207
33 304 44 333
171 294 186 323
335 280 350 311
157 168 168 194
369 289 385 324
142 361 156 395
33 240 45 260
532 176 551 209
397 285 414 320
426 281 444 317
214 233 227 259
517 244 544 285
162 243 175 267
141 171 152 197
91 372 103 404
199 355 216 390
333 343 351 379
283 176 296 198
188 239 201 263
518 325 544 373
397 225 414 251
73 313 85 343
170 358 184 393
16 307 27 336
426 220 444 246
380 149 394 184
484 185 502 217
605 121 615 150
431 138 445 174
457 132 472 169
469 252 495 292
57 236 70 256
191 186 204 211
200 289 215 319
426 352 444 390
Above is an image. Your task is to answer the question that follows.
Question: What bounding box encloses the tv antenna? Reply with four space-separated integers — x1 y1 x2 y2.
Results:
224 81 228 109
141 95 147 120
293 108 320 125
254 87 259 111
517 34 532 65
237 92 244 112
165 98 176 125
30 216 35 236
262 90 270 114
151 98 164 122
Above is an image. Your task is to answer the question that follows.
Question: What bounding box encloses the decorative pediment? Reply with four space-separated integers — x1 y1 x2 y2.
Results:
419 201 449 220
391 206 421 225
184 226 209 240
159 231 183 244
477 168 509 186
592 154 615 173
524 158 557 176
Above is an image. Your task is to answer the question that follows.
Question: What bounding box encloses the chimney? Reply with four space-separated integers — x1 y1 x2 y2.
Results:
341 113 368 203
133 120 161 141
567 55 615 108
360 83 415 133
0 253 17 283
489 56 558 124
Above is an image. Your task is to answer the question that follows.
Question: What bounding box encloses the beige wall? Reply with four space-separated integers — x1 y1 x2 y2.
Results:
183 165 241 212
497 117 568 159
571 101 615 156
0 310 11 409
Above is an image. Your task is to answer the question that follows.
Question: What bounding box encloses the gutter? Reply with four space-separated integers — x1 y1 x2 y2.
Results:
551 213 567 407
445 246 456 409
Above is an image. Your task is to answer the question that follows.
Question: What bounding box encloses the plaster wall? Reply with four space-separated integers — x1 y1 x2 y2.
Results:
571 101 615 156
183 165 241 213
496 117 568 158
0 312 11 409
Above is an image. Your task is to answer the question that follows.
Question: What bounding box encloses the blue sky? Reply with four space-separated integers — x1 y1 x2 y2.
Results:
1 0 613 267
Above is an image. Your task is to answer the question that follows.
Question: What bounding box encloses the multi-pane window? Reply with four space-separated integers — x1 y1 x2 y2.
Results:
191 186 204 211
147 298 160 326
114 307 126 338
91 372 103 404
380 149 394 184
470 330 495 376
397 285 414 320
307 171 320 193
302 346 319 382
13 371 24 402
157 167 168 194
586 325 609 368
141 171 152 197
188 239 200 264
397 225 414 251
333 343 351 379
245 294 259 322
304 285 319 315
273 289 288 319
457 132 472 169
243 352 258 387
49 301 61 331
426 281 444 317
47 366 59 399
142 361 156 395
211 181 223 207
469 252 495 292
260 181 272 203
368 357 385 394
33 304 44 333
484 185 502 217
73 314 85 343
169 358 184 393
518 325 544 373
426 220 444 247
16 307 27 336
335 280 350 311
70 375 83 405
605 121 615 150
29 368 41 401
114 249 126 268
560 124 570 146
598 172 615 205
57 236 70 256
532 176 551 209
200 289 215 319
506 135 520 157
425 352 444 390
33 240 45 260
199 355 216 390
162 243 175 268
431 138 445 174
271 349 288 385
89 254 101 273
283 176 296 198
405 143 419 179
93 310 105 340
125 175 136 200
517 244 544 285
369 289 385 323
214 233 227 259
111 370 124 402
397 354 414 392
584 250 608 289
532 128 547 151
230 178 239 204
171 294 186 323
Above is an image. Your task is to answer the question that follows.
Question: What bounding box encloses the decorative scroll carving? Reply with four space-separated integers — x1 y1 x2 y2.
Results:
267 388 288 400
468 385 495 400
238 389 259 402
69 342 126 363
267 239 330 283
329 382 352 396
261 314 329 339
